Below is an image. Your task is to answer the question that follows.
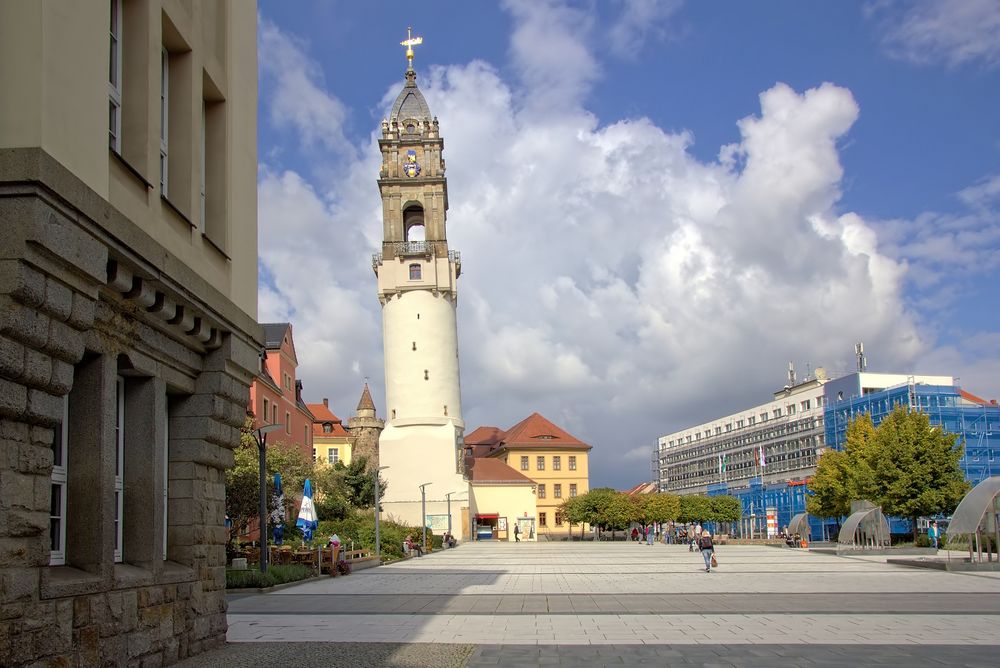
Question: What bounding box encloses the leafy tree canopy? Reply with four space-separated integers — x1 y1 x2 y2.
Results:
806 407 969 539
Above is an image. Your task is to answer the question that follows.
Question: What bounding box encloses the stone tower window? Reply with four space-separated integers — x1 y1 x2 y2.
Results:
403 204 425 242
424 369 429 380
412 341 417 351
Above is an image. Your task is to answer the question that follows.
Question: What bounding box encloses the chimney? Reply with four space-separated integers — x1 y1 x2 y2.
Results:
323 397 329 408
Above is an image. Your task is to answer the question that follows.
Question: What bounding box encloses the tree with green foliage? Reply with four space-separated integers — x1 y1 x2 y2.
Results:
677 495 713 524
864 407 969 541
342 455 387 508
226 415 314 544
632 493 681 527
807 413 876 519
709 495 743 524
601 492 636 537
806 449 852 519
559 494 590 539
806 408 969 541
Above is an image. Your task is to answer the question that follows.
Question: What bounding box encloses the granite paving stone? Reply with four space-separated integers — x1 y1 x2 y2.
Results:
173 542 1000 666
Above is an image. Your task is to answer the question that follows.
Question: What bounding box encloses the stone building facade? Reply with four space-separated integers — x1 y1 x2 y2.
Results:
347 383 384 470
0 2 259 665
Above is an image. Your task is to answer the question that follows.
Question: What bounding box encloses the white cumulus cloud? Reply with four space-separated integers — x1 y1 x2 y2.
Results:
257 3 996 488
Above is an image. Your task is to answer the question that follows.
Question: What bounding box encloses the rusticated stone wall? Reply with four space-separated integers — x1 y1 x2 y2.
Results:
0 149 261 666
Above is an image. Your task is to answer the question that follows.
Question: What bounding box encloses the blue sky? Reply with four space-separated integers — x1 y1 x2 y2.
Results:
255 0 1000 489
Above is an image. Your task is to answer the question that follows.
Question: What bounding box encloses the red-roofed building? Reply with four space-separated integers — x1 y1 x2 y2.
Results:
623 482 657 496
466 412 593 539
248 323 315 462
306 398 352 467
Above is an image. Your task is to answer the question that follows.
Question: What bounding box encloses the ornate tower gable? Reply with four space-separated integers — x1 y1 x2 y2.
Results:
373 41 460 304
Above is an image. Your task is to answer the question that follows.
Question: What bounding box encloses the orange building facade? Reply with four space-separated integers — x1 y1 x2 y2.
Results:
248 322 315 461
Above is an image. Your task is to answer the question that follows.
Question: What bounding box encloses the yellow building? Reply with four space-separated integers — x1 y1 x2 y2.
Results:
467 458 537 541
307 399 353 467
466 413 592 540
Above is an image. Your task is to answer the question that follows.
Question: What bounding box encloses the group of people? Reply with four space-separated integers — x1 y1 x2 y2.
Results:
627 523 717 572
628 526 656 545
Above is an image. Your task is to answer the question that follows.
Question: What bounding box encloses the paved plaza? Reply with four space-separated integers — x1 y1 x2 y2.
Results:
177 542 1000 666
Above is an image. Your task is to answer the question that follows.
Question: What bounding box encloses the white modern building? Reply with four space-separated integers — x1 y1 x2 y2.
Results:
658 367 831 496
657 363 958 538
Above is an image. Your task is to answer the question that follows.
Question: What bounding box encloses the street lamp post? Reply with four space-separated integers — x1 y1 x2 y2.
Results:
373 465 389 563
419 483 432 553
444 491 458 536
253 423 282 573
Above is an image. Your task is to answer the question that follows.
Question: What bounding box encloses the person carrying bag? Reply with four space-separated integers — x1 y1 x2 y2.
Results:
697 531 716 572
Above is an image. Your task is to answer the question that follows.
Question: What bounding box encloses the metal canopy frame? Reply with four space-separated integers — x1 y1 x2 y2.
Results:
838 506 890 549
947 475 1000 563
788 513 811 539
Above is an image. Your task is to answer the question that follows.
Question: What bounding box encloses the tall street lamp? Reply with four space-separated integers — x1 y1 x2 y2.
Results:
419 482 432 553
444 491 459 536
373 465 389 563
253 423 282 573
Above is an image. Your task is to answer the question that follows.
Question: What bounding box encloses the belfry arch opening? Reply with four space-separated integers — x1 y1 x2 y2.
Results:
403 204 425 242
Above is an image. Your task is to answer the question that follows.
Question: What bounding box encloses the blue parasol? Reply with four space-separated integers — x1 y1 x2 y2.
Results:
296 479 319 542
271 473 285 545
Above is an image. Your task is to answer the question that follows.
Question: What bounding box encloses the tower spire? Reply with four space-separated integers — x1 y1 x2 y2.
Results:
400 26 423 71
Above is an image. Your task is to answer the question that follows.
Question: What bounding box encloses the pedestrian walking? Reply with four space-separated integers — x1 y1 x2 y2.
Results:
929 520 939 550
514 524 520 542
646 525 653 545
631 527 639 542
698 530 715 572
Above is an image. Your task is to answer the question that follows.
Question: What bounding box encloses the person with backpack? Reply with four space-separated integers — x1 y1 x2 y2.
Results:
697 530 715 572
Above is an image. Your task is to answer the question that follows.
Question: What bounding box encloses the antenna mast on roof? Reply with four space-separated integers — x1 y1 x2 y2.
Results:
855 342 867 372
787 362 796 387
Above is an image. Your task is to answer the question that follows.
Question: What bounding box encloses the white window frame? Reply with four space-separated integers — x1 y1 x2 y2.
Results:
162 399 169 560
160 47 169 196
328 448 339 465
50 397 69 566
108 0 123 152
114 376 124 563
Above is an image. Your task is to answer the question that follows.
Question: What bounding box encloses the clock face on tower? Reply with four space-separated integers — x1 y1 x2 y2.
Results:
404 149 421 177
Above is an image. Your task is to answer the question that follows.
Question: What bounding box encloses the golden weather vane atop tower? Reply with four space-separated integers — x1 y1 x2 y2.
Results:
400 26 423 69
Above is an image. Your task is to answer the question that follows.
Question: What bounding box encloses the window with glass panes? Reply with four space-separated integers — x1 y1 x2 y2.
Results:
536 456 545 470
552 456 561 470
520 456 529 470
114 376 124 562
568 455 576 470
50 398 69 565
